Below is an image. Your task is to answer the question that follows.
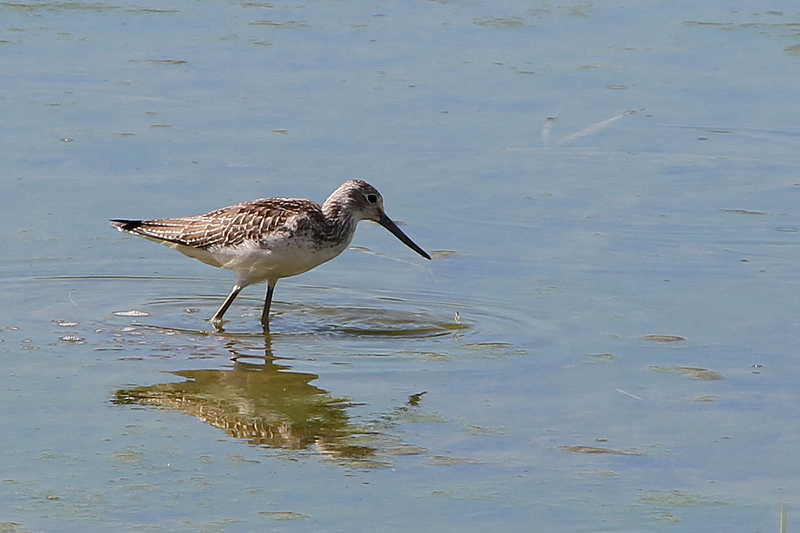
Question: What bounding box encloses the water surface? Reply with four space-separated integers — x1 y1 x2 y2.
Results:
1 1 800 531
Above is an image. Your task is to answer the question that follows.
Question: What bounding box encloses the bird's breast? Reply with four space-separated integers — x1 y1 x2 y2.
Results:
209 235 351 286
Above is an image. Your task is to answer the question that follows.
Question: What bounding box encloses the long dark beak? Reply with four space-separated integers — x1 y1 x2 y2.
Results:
378 213 431 260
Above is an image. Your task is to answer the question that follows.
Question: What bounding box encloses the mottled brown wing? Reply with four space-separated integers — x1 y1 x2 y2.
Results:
111 198 323 249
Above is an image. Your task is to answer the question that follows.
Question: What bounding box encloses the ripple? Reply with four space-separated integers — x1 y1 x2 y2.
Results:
99 280 542 345
131 303 467 340
295 306 466 338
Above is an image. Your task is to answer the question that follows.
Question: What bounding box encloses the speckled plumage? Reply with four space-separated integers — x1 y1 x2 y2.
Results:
111 180 430 328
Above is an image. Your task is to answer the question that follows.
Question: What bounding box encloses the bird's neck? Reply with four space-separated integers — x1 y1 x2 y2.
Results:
321 200 359 242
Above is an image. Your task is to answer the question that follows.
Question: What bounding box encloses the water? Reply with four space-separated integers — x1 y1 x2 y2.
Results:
2 1 800 531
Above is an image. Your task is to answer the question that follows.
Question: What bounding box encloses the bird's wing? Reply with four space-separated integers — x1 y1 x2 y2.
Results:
111 198 323 249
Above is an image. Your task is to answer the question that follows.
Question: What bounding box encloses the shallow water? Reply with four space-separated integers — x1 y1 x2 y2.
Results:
2 1 800 531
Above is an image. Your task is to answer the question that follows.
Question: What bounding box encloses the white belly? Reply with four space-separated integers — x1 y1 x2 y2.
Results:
164 237 350 287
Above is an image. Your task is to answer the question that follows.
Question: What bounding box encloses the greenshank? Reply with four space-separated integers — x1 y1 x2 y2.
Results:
111 180 430 327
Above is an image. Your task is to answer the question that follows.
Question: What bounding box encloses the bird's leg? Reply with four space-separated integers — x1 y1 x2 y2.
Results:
211 284 243 326
261 280 276 327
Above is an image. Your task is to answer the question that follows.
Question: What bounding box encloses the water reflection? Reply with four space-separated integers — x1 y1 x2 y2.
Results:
112 341 425 467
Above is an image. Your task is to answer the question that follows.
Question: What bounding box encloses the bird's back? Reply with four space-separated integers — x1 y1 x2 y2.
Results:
113 198 329 249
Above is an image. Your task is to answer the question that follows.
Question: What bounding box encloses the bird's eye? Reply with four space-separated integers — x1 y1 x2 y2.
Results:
367 194 378 204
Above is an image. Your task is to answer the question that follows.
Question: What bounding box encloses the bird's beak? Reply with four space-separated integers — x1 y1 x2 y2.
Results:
378 213 431 260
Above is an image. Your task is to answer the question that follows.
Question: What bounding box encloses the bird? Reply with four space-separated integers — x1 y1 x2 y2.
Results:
110 179 431 327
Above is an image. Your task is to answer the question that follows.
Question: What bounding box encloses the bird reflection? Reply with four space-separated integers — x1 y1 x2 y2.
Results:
113 339 421 466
